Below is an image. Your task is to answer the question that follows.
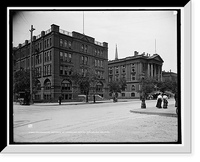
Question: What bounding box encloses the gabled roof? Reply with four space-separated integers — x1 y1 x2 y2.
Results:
147 54 164 63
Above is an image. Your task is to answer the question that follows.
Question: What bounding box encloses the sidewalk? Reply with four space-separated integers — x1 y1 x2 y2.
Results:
14 98 141 106
130 104 177 117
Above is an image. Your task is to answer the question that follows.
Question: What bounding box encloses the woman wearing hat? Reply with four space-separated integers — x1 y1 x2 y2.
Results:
156 93 162 108
163 93 168 108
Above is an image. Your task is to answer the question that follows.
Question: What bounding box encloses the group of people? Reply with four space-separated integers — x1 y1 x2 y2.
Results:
156 93 168 108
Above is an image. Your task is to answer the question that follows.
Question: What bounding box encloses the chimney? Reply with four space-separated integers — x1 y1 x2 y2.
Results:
134 51 138 56
115 44 118 60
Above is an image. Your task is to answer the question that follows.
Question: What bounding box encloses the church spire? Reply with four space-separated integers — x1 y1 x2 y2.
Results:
115 44 118 60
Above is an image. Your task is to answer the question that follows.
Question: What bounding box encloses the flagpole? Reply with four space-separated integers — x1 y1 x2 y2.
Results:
83 11 84 35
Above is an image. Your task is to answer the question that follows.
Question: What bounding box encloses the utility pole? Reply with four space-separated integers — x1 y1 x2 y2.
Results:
155 39 157 54
29 25 35 104
83 11 85 35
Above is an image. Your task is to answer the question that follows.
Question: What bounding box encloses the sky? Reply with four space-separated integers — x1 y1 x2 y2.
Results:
12 9 177 73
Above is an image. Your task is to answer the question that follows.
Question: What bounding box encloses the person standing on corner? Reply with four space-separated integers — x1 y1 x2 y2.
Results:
156 93 162 108
163 93 168 109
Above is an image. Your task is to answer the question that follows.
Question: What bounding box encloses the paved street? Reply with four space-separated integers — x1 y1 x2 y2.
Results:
13 99 178 143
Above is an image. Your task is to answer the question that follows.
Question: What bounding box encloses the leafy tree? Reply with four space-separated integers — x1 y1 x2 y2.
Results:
13 68 39 95
157 79 177 93
138 76 158 99
109 77 127 94
70 67 99 103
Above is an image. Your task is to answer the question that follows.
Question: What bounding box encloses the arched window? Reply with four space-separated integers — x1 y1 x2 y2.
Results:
131 85 135 91
96 82 103 92
44 79 51 90
61 79 72 91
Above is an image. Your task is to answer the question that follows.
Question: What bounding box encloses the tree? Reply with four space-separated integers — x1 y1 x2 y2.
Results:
13 68 39 96
109 77 127 94
138 76 158 99
70 67 99 103
157 79 177 94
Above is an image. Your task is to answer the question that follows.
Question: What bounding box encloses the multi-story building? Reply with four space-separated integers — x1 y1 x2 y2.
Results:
108 50 164 98
162 70 177 82
13 24 108 102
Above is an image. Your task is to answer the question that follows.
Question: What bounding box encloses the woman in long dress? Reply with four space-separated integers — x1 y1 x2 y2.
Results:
156 93 162 108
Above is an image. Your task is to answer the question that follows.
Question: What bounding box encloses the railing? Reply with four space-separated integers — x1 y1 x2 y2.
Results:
59 29 72 37
45 28 52 35
95 41 103 46
36 34 41 39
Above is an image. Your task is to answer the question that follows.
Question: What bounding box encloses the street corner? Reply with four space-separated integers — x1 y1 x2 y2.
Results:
130 104 177 117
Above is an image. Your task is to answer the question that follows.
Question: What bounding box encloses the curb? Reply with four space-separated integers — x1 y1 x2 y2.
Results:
130 104 177 117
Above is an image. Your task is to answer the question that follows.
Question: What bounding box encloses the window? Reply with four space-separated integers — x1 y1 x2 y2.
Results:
44 40 47 48
64 53 67 61
60 39 63 47
131 93 135 97
115 66 119 74
47 39 49 47
96 82 103 92
44 79 51 90
61 80 72 91
35 67 41 78
60 52 63 60
100 60 103 67
109 76 112 82
131 85 135 91
50 38 52 46
81 56 84 64
64 40 67 48
68 41 72 48
68 53 72 62
109 67 113 74
81 56 88 65
49 51 52 61
131 74 136 81
94 49 97 55
95 60 97 67
81 44 84 51
122 93 125 97
43 64 51 76
60 66 63 75
122 65 126 73
100 50 103 57
85 45 88 53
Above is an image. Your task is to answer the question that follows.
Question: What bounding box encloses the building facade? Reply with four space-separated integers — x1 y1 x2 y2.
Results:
162 70 177 82
108 51 164 98
13 24 108 102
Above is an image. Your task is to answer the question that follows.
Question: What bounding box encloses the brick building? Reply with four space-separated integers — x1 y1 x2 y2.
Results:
108 51 164 98
13 24 108 102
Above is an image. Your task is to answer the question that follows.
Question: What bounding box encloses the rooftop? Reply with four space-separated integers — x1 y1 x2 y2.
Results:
108 52 163 64
15 24 105 49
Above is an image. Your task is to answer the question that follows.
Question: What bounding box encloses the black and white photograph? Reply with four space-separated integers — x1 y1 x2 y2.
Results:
4 2 192 154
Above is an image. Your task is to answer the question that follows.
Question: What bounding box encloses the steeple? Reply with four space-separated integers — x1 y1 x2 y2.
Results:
115 44 118 60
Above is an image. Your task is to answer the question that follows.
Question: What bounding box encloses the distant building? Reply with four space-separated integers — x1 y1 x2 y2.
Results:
108 50 164 98
13 24 108 102
162 70 177 82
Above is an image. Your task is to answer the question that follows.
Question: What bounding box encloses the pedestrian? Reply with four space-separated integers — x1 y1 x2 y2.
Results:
163 93 168 109
174 92 177 107
58 95 62 105
156 93 162 108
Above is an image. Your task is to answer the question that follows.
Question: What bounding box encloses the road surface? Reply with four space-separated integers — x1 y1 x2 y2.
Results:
13 99 178 143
